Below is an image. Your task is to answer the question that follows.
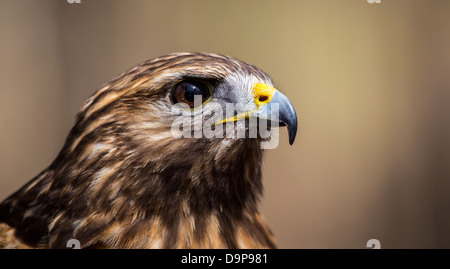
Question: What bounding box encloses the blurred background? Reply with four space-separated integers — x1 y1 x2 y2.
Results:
1 0 449 248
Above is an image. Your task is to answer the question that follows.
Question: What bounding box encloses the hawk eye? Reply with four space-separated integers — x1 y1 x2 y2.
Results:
170 80 212 109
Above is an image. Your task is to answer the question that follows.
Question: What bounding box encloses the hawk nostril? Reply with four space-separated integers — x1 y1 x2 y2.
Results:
259 95 269 102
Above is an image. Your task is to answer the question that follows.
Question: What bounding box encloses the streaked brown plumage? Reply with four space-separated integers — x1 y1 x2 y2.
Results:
0 52 297 249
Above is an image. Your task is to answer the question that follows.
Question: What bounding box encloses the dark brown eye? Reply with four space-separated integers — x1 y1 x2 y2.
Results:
170 80 212 109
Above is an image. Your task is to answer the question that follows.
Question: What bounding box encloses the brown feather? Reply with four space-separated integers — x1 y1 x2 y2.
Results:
0 52 277 249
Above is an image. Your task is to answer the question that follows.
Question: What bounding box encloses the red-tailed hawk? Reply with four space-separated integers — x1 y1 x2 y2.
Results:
0 52 297 249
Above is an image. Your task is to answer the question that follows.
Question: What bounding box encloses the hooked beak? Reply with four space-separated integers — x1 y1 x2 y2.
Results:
217 83 298 145
251 83 298 145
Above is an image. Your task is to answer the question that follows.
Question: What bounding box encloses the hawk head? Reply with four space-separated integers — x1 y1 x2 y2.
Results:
0 52 297 249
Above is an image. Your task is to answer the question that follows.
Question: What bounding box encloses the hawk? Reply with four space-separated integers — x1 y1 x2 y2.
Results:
0 52 297 249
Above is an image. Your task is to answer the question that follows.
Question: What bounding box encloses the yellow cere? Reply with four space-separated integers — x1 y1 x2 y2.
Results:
252 83 275 108
214 83 276 125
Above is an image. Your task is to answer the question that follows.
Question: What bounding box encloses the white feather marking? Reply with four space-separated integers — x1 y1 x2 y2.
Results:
90 167 114 190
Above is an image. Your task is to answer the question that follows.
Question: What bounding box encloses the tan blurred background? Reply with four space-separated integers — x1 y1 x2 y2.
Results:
1 0 449 248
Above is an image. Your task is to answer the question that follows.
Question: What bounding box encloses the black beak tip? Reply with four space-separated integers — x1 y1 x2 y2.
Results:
288 119 298 145
279 117 298 145
264 90 298 146
289 135 295 145
279 105 298 146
